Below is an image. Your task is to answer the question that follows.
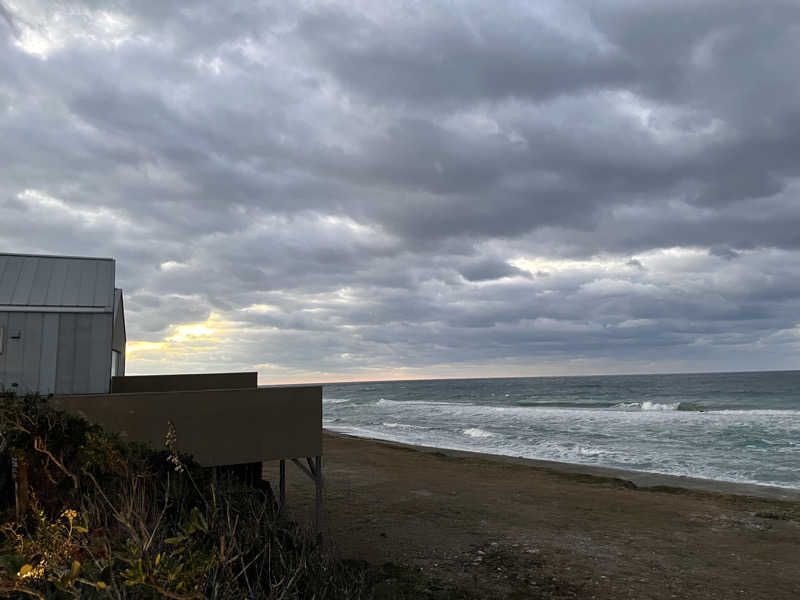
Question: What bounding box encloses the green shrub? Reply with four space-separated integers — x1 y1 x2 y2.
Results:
0 392 368 599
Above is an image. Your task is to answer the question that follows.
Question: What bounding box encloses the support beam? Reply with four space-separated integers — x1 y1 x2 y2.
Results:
286 456 324 533
291 457 314 480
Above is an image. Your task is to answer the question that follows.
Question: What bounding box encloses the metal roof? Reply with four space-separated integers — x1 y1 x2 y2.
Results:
0 253 115 309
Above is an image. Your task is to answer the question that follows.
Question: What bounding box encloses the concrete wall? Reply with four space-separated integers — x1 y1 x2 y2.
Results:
51 386 322 466
0 311 112 395
111 372 258 393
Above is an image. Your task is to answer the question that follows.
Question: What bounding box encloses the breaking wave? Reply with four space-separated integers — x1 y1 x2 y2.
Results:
463 428 493 438
323 398 351 404
382 422 430 430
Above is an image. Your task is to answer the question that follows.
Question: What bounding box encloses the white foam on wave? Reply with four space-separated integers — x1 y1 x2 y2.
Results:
382 422 430 430
323 398 351 404
463 428 493 438
613 401 682 411
376 397 456 407
323 421 800 489
641 401 680 411
613 402 641 410
577 446 610 457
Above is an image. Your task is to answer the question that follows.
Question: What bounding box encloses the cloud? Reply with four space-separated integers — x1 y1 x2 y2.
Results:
709 245 740 261
1 0 800 381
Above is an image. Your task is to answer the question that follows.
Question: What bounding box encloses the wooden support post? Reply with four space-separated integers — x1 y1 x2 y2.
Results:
291 457 314 479
287 456 324 533
279 459 286 508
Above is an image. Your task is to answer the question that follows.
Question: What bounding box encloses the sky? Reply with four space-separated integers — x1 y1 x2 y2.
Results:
1 1 800 384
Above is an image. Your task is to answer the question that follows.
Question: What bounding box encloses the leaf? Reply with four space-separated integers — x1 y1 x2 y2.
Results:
18 563 33 577
155 553 161 567
197 510 209 533
96 581 107 589
71 560 81 577
165 535 188 545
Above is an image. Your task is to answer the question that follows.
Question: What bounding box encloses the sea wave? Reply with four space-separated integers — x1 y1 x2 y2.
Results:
611 401 705 412
352 397 800 417
322 373 800 490
382 422 430 430
376 398 456 407
323 398 351 404
463 428 493 438
641 401 680 411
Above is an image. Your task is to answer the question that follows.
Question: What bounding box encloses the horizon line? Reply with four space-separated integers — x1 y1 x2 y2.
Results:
255 367 800 387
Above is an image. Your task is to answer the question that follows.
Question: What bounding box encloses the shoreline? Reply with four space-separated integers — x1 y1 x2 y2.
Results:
324 428 800 501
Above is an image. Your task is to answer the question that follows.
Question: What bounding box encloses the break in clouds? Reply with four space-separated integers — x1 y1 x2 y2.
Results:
1 1 800 381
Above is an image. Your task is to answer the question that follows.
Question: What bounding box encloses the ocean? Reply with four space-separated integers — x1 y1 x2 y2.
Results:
322 371 800 490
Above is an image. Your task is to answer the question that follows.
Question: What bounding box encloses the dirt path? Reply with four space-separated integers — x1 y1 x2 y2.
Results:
265 433 800 599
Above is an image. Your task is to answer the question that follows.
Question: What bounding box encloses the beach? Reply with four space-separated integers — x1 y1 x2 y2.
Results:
266 432 800 599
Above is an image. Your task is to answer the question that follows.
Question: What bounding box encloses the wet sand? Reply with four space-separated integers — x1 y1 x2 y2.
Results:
265 432 800 599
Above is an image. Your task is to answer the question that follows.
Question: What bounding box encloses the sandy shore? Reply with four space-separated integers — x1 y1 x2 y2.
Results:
265 431 800 599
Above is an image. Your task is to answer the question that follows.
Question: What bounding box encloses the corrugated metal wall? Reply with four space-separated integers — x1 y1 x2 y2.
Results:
0 254 114 308
0 311 113 395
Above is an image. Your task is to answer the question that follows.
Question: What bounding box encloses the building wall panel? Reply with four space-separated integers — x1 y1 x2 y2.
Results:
72 314 92 392
55 314 76 393
39 314 59 394
0 257 23 304
21 313 43 393
88 314 112 393
52 386 323 466
27 259 53 305
11 257 38 305
77 260 99 307
112 290 125 375
0 256 8 291
3 313 26 391
60 260 83 306
93 261 114 308
45 260 69 306
0 312 8 387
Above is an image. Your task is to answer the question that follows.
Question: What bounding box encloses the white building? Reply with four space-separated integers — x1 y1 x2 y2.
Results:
0 253 126 395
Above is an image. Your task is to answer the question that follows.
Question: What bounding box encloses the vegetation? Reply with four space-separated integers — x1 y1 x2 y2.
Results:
0 392 370 599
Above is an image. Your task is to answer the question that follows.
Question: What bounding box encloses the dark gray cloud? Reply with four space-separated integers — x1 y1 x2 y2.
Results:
1 0 800 381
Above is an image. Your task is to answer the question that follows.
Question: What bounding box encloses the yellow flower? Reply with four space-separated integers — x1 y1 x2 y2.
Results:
61 509 78 521
18 562 45 580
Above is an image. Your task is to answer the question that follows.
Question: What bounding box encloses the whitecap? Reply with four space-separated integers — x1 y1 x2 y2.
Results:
463 428 493 438
382 422 430 430
323 398 351 404
641 401 680 411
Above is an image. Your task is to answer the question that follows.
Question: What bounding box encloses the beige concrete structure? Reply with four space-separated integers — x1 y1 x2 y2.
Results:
111 372 257 394
52 380 325 528
52 386 321 466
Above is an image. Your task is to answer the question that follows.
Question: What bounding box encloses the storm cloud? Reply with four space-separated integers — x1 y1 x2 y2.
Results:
1 0 799 382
